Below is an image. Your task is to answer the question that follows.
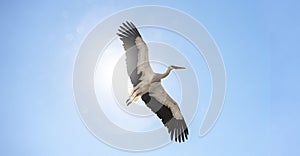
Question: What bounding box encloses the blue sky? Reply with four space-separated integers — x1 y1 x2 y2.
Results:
0 0 299 156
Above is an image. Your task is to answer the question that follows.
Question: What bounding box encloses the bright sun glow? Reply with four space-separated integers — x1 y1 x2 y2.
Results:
94 38 163 132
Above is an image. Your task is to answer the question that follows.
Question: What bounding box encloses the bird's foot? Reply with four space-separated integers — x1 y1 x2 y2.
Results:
126 98 133 106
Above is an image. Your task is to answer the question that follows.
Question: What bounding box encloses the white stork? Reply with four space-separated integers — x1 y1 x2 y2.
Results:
117 21 189 143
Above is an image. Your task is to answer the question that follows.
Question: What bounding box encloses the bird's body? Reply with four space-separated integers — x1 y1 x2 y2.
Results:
117 21 189 143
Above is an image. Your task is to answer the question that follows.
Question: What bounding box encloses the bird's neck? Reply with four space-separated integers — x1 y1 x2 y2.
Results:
153 67 173 82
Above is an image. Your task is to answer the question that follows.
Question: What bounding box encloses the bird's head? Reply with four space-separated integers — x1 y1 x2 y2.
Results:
170 65 186 70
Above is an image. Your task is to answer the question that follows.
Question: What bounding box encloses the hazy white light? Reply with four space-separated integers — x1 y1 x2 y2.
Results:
94 39 162 132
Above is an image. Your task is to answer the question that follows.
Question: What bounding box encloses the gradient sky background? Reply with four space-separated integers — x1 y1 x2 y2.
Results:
0 0 299 156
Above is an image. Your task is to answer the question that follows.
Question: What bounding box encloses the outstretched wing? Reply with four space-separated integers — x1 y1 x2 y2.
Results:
117 21 153 87
141 82 189 143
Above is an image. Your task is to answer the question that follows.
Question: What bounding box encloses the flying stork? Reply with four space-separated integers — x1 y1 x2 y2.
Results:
117 21 189 143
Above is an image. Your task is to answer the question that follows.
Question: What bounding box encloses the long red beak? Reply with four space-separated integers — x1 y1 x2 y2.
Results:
172 65 186 69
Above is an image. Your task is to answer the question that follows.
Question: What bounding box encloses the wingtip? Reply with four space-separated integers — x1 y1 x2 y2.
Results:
171 124 189 143
121 21 136 29
118 21 141 39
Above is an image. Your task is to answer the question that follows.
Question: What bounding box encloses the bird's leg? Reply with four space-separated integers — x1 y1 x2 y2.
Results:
126 83 149 106
126 87 136 104
126 87 140 106
126 96 135 106
126 93 137 106
126 90 141 106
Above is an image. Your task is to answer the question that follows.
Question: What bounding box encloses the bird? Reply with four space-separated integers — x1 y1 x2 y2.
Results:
117 21 189 143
